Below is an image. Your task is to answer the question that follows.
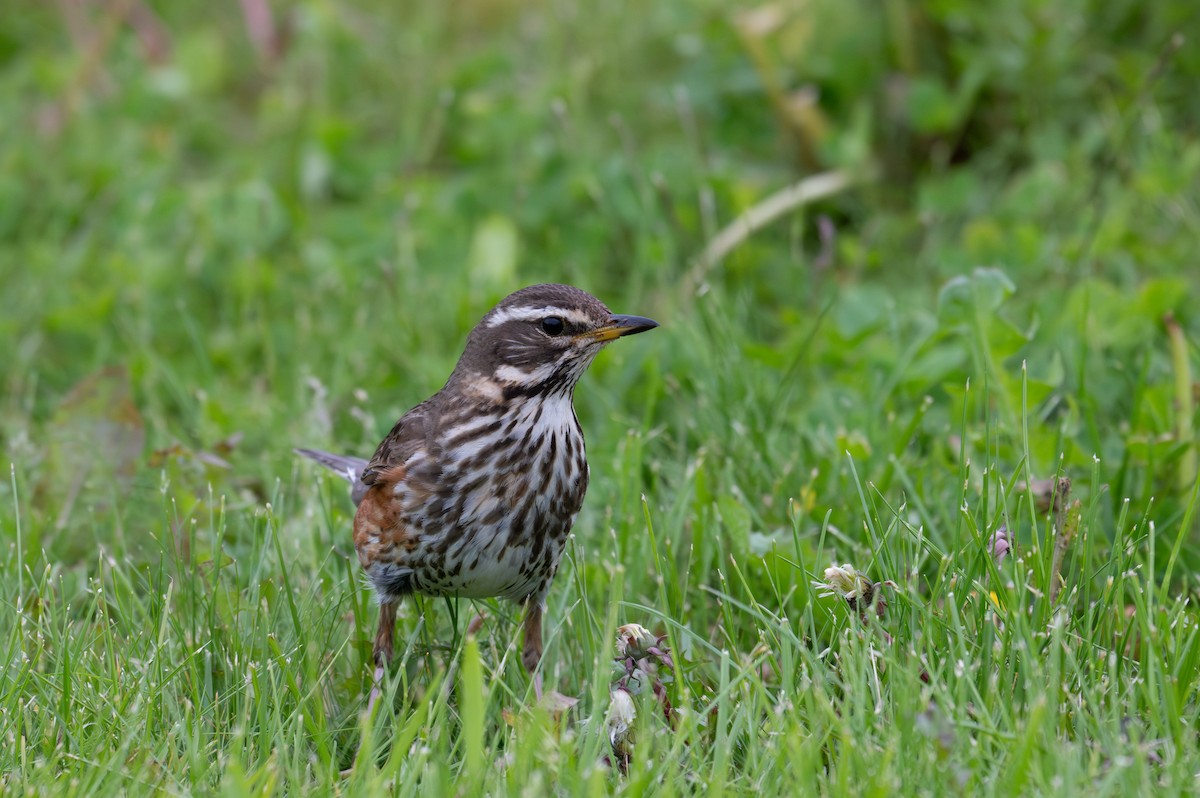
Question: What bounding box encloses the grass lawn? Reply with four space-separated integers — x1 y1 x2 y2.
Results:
2 1 1199 794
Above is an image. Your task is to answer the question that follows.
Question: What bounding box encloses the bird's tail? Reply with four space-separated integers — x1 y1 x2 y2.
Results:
294 448 369 484
295 448 372 506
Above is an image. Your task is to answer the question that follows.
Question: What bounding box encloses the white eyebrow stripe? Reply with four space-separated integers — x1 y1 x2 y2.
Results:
486 305 593 328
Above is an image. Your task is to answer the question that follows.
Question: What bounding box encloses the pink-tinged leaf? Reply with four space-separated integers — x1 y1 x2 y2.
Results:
540 690 580 715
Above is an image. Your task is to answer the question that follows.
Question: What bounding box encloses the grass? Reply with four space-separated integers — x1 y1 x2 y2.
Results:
2 0 1200 794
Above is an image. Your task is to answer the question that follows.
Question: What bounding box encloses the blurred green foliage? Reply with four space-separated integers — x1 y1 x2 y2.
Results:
0 0 1198 793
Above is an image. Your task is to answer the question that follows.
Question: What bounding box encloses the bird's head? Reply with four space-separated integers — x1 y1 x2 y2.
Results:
451 284 658 398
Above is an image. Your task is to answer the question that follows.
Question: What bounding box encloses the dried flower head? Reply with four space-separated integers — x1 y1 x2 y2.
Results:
815 564 872 600
611 619 675 754
615 623 659 660
606 687 637 768
813 563 897 619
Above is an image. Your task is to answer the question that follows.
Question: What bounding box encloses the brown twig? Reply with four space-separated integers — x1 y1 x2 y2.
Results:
1048 477 1076 604
688 170 862 291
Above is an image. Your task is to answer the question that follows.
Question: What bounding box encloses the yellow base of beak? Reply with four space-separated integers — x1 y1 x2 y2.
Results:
576 314 659 342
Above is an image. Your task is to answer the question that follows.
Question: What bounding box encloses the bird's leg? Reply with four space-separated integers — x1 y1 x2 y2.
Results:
368 600 398 713
522 599 544 701
466 610 488 637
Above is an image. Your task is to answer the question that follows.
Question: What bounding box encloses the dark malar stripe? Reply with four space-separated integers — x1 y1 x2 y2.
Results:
500 371 576 401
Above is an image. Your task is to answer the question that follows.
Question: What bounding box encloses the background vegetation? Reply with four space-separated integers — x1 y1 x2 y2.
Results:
2 0 1199 794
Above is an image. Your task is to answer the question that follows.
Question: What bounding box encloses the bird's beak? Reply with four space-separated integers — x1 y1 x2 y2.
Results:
579 314 660 343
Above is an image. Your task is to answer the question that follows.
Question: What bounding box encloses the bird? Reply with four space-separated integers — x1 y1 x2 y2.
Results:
296 284 658 704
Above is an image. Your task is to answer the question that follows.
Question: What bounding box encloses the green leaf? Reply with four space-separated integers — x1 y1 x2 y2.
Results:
460 637 485 783
937 267 1016 326
717 496 752 556
467 214 519 305
906 76 959 134
41 366 145 538
833 284 893 340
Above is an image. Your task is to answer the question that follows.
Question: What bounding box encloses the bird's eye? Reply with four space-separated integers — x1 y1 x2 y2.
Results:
540 316 565 336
